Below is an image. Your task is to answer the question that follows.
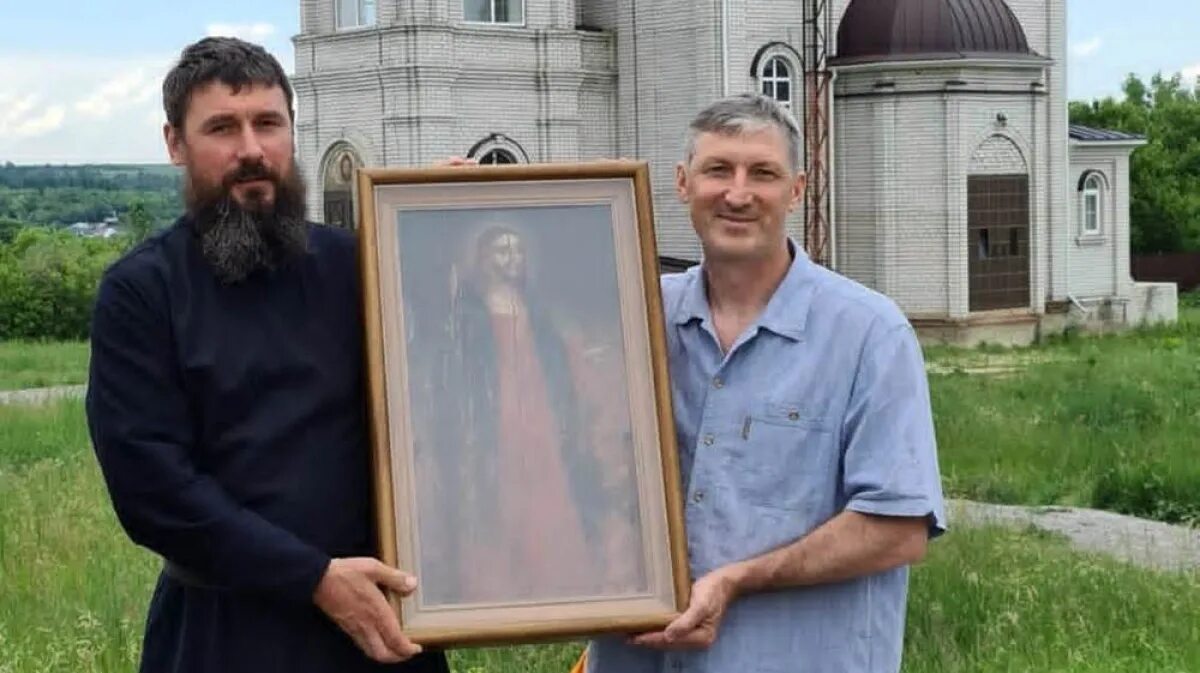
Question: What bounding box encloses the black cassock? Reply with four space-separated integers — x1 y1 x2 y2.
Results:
86 218 449 673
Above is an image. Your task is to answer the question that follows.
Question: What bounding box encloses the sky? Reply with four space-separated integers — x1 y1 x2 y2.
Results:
0 0 1197 165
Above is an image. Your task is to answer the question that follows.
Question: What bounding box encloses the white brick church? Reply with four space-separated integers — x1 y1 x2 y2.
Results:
291 0 1175 343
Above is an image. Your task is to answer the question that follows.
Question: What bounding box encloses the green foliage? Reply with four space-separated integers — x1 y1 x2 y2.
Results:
0 163 180 192
0 217 27 244
1095 462 1200 527
0 229 125 340
929 310 1200 524
0 185 177 230
1069 73 1200 252
0 163 179 234
124 200 154 245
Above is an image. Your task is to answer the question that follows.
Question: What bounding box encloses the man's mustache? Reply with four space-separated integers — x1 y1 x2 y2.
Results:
223 161 277 188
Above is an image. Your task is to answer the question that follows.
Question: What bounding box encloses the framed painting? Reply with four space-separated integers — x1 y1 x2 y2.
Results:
356 161 689 647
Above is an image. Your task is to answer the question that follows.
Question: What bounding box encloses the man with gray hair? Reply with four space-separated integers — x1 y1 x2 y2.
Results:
587 93 946 672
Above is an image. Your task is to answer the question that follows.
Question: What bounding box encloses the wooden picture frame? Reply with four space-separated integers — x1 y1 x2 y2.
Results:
356 161 689 647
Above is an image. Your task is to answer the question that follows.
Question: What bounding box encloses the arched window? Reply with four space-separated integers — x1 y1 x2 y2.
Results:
322 144 362 229
479 148 518 165
760 56 793 109
466 133 529 165
1082 174 1102 235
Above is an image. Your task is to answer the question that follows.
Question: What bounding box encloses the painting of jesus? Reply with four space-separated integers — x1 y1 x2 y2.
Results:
397 205 648 607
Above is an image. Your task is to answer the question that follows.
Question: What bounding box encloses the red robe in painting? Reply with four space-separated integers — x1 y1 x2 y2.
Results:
460 310 595 602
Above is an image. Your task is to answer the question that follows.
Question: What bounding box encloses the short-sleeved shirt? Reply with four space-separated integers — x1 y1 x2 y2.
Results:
588 241 946 673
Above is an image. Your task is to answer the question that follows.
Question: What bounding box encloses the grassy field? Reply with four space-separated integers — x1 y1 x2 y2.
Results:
0 341 89 391
1 399 1198 672
928 306 1200 524
1 299 1197 669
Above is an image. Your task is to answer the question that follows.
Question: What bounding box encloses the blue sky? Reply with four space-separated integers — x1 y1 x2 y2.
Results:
0 0 1196 164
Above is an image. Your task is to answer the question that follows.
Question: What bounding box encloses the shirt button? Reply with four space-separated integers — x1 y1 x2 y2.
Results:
702 434 714 446
712 377 724 389
788 410 800 421
692 490 705 504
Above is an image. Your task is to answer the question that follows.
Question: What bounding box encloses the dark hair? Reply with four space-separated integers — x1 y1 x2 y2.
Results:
163 36 294 129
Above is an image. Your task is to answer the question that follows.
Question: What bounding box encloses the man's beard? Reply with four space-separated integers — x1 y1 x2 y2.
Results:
185 159 309 285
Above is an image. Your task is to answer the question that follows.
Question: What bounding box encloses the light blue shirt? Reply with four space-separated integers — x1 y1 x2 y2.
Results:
589 242 947 673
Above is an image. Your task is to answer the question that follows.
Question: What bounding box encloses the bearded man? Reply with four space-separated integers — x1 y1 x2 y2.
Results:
85 37 449 673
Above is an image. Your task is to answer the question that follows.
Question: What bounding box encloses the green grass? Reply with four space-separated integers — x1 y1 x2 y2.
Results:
0 340 89 391
0 401 154 672
903 525 1200 673
0 398 93 468
2 401 1199 671
928 306 1200 524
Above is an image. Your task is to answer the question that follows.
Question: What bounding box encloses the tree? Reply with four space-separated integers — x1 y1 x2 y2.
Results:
1070 73 1200 253
125 200 154 244
0 217 26 244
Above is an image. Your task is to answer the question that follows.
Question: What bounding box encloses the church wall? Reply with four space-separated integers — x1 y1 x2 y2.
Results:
297 79 387 218
578 0 618 30
609 0 721 259
833 96 876 289
833 77 951 316
1016 0 1068 302
1069 146 1134 300
876 94 950 316
295 0 1078 289
294 6 616 225
833 63 1047 318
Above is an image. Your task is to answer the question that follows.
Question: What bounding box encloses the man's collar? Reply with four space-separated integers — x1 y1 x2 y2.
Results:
755 239 815 340
671 238 817 341
673 264 711 326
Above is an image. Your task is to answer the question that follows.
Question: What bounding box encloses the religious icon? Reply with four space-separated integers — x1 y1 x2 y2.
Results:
357 162 688 647
338 153 355 183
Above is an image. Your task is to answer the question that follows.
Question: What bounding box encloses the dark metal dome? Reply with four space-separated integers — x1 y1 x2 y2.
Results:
834 0 1040 65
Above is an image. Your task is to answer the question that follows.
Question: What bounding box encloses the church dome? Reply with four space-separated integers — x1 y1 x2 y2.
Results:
834 0 1039 65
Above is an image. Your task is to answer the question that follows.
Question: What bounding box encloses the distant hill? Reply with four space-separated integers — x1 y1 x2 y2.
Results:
0 164 181 227
0 163 181 191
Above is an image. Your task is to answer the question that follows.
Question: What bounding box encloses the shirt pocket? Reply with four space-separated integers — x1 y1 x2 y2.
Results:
725 397 836 512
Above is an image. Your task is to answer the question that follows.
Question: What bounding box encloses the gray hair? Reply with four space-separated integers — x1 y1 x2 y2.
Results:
683 94 804 174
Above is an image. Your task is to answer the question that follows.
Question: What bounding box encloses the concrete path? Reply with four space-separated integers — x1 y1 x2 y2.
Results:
951 499 1200 573
0 384 86 406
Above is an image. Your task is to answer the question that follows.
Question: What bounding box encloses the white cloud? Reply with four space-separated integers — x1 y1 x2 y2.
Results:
0 94 66 139
207 22 277 43
0 30 294 164
1071 37 1103 59
205 22 292 72
1182 63 1200 86
0 94 37 129
14 105 67 137
0 54 172 162
74 68 159 119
